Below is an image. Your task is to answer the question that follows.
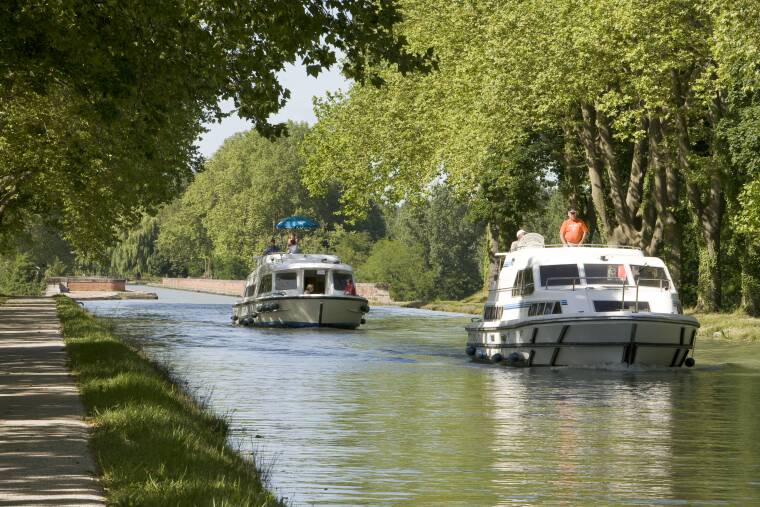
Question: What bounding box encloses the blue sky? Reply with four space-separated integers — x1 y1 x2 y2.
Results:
196 62 350 158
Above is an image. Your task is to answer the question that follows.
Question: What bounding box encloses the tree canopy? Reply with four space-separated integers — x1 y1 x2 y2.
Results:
303 0 760 311
0 0 435 254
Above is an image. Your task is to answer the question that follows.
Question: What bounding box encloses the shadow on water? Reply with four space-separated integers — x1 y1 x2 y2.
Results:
83 285 760 506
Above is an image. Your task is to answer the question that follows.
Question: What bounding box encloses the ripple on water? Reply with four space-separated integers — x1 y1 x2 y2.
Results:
84 286 760 506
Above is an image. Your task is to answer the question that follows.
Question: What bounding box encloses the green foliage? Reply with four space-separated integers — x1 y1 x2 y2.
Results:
110 216 160 278
1 0 434 254
56 297 283 506
389 187 484 300
332 230 375 269
0 253 43 296
360 239 434 301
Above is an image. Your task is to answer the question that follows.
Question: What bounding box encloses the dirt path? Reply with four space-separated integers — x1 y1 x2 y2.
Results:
0 297 105 506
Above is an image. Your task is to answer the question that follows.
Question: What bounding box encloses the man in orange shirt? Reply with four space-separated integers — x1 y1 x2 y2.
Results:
560 208 589 246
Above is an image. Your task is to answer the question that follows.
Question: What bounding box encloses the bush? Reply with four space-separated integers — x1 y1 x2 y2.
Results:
0 253 43 296
359 239 434 301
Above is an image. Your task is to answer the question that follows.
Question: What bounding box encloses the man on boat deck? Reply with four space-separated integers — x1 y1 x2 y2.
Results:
510 229 526 251
262 238 280 255
560 208 589 246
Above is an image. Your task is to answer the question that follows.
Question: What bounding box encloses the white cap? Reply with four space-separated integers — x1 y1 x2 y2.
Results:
516 229 526 238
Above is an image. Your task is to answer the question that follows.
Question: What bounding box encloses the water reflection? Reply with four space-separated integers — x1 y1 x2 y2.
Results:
84 286 760 505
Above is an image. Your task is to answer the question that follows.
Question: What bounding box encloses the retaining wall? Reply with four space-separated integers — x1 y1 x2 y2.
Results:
160 278 244 296
159 278 393 303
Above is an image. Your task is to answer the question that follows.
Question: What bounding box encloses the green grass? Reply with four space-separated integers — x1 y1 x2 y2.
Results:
56 296 284 507
687 310 760 341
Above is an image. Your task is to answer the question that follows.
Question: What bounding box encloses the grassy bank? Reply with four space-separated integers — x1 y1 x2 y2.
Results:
56 296 283 506
405 297 760 342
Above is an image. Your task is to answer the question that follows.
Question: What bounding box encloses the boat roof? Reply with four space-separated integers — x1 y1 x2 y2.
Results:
499 245 651 265
255 253 354 272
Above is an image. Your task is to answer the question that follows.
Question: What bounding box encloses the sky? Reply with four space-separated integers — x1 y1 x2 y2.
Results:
195 62 350 158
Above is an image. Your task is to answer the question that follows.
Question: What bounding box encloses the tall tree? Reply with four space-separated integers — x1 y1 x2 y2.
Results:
0 0 435 253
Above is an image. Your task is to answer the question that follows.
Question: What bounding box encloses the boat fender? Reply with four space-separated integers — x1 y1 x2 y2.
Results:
466 345 476 356
360 304 370 313
477 351 488 361
506 351 525 365
360 318 366 324
684 357 695 368
491 353 503 363
231 315 238 321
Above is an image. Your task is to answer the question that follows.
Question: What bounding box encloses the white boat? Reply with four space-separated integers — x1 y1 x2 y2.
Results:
465 234 699 367
232 253 370 329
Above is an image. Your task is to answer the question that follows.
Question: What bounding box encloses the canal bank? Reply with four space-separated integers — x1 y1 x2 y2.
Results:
54 296 283 506
82 285 760 505
0 297 104 506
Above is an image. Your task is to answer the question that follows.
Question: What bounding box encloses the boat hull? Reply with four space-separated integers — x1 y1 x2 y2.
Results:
465 313 699 367
233 295 368 329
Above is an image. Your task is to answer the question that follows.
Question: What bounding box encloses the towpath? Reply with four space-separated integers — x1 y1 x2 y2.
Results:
0 297 105 506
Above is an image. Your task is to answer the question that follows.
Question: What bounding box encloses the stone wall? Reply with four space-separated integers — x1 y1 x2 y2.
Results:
355 283 392 304
160 278 245 296
159 278 393 303
47 277 126 292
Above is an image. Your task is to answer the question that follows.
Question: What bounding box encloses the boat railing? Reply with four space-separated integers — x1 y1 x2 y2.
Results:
491 277 669 294
508 243 642 252
488 277 670 313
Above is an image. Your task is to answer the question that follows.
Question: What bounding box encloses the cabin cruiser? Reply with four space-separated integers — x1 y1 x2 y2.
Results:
232 253 370 329
465 234 699 367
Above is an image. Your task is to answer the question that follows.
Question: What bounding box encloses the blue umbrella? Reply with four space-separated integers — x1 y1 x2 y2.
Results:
275 215 319 230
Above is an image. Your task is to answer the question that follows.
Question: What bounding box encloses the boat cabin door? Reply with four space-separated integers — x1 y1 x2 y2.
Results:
304 270 326 294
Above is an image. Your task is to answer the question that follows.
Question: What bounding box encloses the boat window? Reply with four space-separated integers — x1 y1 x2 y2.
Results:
593 301 651 312
244 284 255 298
584 264 626 285
527 301 563 316
304 270 326 294
511 268 535 296
257 274 272 295
539 264 580 288
332 271 353 291
274 272 298 290
631 265 670 289
483 305 503 321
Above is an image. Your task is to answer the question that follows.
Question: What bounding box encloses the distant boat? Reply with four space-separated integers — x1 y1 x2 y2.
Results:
466 234 699 367
232 253 370 329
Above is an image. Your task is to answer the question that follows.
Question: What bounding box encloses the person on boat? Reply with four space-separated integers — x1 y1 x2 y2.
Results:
262 238 280 255
560 208 589 246
344 279 357 296
287 236 300 254
304 283 315 294
510 229 526 251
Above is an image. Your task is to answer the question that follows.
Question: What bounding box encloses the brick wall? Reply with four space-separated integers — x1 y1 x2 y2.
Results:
355 283 392 304
55 279 126 292
161 278 245 296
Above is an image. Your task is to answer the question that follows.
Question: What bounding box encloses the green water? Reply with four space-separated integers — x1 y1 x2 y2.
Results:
86 286 760 505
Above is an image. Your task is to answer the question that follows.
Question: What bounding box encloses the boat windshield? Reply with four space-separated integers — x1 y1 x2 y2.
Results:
304 269 326 294
332 271 354 292
584 264 626 285
539 264 581 288
631 265 670 289
274 271 298 291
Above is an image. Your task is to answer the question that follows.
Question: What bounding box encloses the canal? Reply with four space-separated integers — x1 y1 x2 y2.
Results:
84 285 760 505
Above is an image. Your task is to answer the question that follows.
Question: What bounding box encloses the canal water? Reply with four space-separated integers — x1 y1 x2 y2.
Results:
84 285 760 506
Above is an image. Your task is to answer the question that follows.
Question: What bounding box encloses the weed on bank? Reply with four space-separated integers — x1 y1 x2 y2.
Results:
56 296 283 507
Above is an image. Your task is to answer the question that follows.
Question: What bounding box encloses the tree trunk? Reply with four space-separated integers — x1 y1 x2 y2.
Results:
485 224 501 293
741 242 760 316
579 104 610 240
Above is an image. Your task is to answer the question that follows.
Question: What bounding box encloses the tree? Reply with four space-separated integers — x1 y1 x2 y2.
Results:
304 0 760 310
1 0 435 253
360 239 434 301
